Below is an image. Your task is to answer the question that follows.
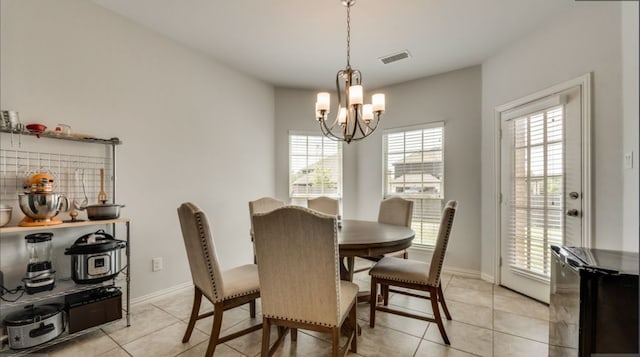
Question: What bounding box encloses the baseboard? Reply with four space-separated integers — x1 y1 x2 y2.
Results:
131 281 193 306
408 247 482 280
132 268 492 306
481 273 495 284
442 266 481 279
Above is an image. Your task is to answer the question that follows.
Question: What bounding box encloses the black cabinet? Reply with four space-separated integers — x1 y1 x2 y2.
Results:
549 245 639 356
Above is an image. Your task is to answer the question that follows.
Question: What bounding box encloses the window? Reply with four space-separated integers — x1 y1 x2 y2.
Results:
289 133 342 206
383 123 444 246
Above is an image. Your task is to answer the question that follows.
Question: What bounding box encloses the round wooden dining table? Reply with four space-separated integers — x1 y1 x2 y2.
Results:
337 219 415 282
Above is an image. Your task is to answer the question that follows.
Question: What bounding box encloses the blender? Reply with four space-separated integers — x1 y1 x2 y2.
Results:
23 232 56 294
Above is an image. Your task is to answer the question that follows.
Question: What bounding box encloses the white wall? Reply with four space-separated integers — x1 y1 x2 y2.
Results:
481 2 629 280
622 1 639 252
0 0 275 298
275 66 482 273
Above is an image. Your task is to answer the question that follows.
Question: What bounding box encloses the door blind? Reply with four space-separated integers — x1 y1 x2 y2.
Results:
507 106 564 279
383 123 444 246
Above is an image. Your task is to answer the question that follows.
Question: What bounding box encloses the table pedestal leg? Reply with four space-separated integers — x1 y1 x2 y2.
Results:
340 256 374 304
339 256 355 281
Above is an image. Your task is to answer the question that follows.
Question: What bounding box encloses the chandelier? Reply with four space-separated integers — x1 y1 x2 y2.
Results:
315 0 385 144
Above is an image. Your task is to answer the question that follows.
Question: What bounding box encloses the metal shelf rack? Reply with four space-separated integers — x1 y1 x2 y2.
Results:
0 132 130 356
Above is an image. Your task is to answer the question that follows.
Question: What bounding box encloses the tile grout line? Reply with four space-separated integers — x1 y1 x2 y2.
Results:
411 321 430 357
100 327 134 357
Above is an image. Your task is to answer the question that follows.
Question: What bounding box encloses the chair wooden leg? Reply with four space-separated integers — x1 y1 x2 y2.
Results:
403 250 408 259
382 284 390 306
438 284 452 320
182 287 203 343
331 327 340 357
205 302 224 357
249 300 256 318
429 286 450 345
369 278 377 328
349 303 357 353
291 328 298 342
262 318 272 357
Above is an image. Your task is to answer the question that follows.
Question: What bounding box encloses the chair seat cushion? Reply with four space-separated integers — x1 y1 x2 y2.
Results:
222 264 260 300
339 281 359 322
369 257 432 285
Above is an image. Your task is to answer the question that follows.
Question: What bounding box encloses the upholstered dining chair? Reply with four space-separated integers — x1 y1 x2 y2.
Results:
307 196 340 216
252 206 358 357
369 200 458 345
177 202 262 357
354 197 414 274
378 196 414 259
248 197 285 263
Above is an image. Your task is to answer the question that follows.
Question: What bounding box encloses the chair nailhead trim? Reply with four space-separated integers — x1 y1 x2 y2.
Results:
195 211 222 302
225 289 259 299
431 208 455 286
371 275 430 286
263 314 338 328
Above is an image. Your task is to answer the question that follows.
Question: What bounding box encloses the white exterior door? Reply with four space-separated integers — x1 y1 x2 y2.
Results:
499 84 585 303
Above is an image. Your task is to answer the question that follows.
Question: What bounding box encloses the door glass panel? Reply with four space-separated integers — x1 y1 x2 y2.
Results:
507 106 564 279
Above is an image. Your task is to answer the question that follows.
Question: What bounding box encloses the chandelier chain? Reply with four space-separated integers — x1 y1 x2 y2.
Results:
346 4 351 67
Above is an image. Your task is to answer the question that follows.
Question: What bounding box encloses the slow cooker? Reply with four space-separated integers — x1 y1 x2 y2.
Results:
4 304 65 349
64 230 126 284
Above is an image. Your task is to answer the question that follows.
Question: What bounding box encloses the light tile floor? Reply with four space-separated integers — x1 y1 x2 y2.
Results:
38 262 554 357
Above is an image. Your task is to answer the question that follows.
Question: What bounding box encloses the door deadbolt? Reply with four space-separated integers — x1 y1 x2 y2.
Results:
566 209 580 217
569 192 580 200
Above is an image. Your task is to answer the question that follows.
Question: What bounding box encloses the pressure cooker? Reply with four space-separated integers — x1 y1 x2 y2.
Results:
4 304 65 349
64 230 126 284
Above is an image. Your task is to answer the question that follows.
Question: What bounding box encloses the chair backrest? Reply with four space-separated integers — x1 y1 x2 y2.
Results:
307 196 339 216
427 200 458 287
377 197 414 227
249 197 286 236
252 206 341 327
177 202 225 303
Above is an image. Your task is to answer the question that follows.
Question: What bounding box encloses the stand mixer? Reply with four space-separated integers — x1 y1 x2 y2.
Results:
18 172 68 227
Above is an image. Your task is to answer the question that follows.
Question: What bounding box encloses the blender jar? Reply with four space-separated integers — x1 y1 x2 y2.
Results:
25 232 54 274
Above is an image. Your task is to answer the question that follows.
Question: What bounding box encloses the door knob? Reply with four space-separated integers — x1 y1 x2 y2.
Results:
566 209 580 217
569 192 580 200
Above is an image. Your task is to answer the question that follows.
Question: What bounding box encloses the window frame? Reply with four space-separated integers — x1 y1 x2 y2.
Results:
288 131 343 204
382 122 445 247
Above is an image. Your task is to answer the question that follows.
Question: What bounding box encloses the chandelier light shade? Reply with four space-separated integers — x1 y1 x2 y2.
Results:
315 0 385 143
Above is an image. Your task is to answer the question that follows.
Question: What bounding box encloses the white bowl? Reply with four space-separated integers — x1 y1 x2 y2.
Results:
0 205 12 227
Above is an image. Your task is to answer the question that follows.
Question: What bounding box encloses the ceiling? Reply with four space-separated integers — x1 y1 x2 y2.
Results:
92 0 577 90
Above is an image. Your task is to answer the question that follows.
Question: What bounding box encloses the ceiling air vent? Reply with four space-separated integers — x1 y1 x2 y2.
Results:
379 50 411 65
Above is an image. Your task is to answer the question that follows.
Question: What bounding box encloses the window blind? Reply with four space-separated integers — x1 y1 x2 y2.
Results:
507 106 564 279
289 133 342 206
383 123 444 246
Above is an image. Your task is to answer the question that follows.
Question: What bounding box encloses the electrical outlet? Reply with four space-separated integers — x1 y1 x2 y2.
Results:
152 257 163 272
624 151 634 169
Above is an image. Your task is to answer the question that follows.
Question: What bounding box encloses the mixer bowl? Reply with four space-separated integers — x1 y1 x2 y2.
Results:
18 193 68 221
